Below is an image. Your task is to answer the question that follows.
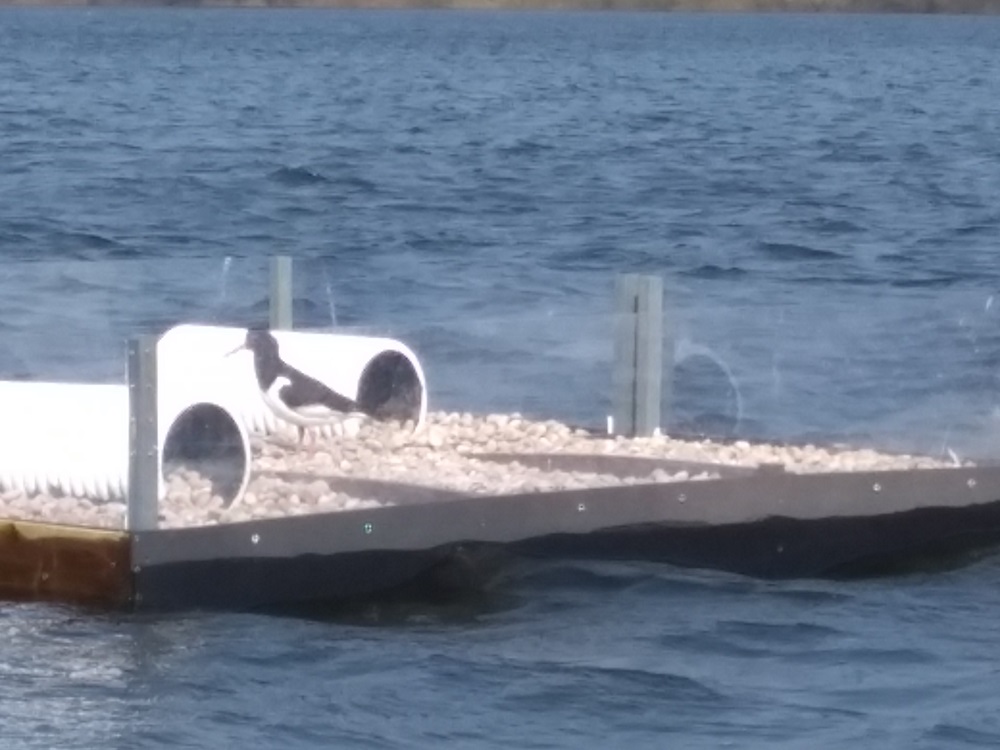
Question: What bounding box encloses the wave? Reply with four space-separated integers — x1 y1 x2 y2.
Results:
511 560 652 592
488 654 727 705
924 723 1000 747
61 231 123 250
267 166 330 187
806 217 865 234
817 146 889 165
902 142 934 162
45 115 91 130
497 139 556 158
756 241 844 261
878 251 916 264
337 174 378 193
890 274 970 289
681 264 749 280
3 230 139 261
0 230 32 247
954 221 999 237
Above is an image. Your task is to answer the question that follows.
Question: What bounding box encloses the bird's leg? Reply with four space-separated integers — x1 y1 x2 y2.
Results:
310 427 324 455
299 425 320 454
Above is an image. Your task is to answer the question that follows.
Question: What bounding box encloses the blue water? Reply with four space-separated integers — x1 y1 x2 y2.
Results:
2 8 1000 748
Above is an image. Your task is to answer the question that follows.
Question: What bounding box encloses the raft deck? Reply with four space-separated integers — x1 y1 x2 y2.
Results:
4 450 1000 611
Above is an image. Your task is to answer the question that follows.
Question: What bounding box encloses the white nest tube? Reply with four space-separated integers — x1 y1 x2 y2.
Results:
157 324 428 437
0 381 252 506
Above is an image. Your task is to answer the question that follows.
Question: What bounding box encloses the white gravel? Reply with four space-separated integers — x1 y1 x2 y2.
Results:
0 410 967 530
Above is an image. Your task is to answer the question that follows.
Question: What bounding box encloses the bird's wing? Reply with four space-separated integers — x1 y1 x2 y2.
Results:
277 365 361 414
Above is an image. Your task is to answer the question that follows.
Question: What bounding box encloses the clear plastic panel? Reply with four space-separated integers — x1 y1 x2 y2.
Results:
1 256 997 532
666 275 1000 463
0 255 257 530
0 258 163 529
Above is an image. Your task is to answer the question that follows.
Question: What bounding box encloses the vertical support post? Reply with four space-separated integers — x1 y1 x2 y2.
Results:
612 274 663 438
661 300 675 434
270 255 293 330
127 336 159 532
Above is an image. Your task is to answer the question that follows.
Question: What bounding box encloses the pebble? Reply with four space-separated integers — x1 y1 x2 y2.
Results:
0 410 966 532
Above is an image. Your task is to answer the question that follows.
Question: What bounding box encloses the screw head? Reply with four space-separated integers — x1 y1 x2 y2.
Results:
873 483 882 493
577 503 586 512
678 493 687 503
251 533 260 544
364 523 374 535
968 478 977 488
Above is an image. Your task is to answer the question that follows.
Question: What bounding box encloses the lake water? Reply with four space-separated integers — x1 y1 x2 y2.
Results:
1 8 1000 748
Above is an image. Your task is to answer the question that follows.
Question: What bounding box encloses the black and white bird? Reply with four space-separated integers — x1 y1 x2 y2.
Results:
227 328 369 446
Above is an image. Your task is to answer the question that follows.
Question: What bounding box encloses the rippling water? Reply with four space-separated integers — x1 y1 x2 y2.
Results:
5 557 1000 748
2 8 1000 748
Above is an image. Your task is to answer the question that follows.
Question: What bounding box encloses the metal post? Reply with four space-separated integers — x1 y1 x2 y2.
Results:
127 336 159 531
270 255 293 330
612 274 663 438
661 301 675 433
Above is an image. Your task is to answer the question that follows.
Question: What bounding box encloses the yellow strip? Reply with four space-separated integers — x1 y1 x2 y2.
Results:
0 517 128 543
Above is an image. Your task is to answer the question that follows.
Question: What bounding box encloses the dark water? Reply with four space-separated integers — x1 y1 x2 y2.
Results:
5 557 1000 749
2 9 1000 748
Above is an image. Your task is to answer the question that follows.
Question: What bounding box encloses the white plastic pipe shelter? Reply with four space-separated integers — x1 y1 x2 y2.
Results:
0 323 424 515
156 324 428 437
0 380 251 507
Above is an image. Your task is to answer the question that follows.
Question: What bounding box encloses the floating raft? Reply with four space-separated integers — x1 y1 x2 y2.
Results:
3 411 1000 612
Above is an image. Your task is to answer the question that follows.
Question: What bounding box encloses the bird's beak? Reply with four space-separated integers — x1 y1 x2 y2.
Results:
225 343 246 358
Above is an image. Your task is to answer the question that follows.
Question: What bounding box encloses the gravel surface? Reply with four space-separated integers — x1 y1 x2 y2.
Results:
0 411 967 530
